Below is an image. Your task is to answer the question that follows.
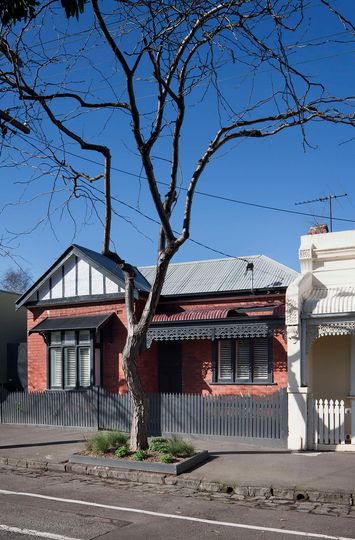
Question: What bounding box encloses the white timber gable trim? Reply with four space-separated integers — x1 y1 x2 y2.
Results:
27 253 125 304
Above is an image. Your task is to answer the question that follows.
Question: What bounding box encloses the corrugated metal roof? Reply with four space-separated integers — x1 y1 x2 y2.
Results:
153 303 283 322
153 307 238 322
29 312 115 333
139 255 297 296
303 287 355 315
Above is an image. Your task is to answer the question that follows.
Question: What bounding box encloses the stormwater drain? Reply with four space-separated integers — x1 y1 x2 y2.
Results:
295 491 309 502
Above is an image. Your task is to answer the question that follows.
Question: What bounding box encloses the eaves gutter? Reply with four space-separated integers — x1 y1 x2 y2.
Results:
157 287 287 303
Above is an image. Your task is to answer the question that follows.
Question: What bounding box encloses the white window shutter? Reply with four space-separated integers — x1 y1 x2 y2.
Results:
253 338 269 381
218 340 233 380
236 340 250 380
64 347 77 388
79 347 91 387
50 348 62 388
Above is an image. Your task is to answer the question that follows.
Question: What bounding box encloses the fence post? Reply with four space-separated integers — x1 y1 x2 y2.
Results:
96 387 100 431
280 388 288 442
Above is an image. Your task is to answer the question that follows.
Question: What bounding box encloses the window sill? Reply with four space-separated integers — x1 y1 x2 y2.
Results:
45 387 93 392
210 382 276 386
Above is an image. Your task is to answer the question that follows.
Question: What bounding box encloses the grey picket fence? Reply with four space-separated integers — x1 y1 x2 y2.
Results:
0 388 288 441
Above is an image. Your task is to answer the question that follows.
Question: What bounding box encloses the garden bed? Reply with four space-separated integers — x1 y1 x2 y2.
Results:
70 431 208 475
70 449 209 475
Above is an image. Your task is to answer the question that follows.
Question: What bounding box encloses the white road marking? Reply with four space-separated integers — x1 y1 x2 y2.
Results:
0 524 81 540
0 489 353 540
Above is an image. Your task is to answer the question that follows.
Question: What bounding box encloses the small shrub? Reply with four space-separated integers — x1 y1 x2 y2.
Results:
115 446 129 458
85 430 128 455
149 437 169 453
85 432 110 454
160 453 173 464
105 430 129 449
167 436 195 458
133 450 149 461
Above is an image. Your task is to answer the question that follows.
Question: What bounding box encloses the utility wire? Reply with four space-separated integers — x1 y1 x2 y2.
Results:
14 133 253 262
16 4 350 53
19 133 355 226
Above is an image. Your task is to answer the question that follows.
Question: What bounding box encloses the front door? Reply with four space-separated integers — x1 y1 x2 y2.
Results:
158 341 182 393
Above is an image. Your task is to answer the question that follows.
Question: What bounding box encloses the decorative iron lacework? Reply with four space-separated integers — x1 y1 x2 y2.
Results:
306 321 355 351
146 322 270 348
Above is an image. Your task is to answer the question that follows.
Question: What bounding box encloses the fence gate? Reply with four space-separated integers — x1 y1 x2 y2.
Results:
308 397 351 449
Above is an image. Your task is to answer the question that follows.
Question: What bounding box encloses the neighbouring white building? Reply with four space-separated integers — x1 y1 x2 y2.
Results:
287 226 355 451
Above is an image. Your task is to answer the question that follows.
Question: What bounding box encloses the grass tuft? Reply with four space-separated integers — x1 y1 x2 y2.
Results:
166 436 195 457
85 430 129 454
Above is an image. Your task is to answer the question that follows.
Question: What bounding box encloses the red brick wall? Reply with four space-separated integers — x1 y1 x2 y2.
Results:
27 292 287 396
181 328 287 396
27 301 127 393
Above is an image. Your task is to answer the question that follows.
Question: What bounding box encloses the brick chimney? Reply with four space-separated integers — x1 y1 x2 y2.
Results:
308 224 329 235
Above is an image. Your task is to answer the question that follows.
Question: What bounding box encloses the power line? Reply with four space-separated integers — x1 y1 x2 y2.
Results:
17 11 349 53
14 133 253 263
19 133 355 226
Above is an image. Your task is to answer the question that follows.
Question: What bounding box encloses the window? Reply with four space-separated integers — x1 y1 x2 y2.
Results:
48 330 92 389
214 338 271 384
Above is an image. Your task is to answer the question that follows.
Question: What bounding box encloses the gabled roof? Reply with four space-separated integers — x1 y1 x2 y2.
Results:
139 255 297 296
17 245 297 309
16 244 151 308
75 245 151 293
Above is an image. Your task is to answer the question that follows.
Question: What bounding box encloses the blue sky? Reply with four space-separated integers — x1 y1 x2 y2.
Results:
0 2 354 282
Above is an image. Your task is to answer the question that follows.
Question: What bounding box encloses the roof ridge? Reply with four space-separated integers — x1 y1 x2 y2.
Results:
259 254 298 274
139 255 261 269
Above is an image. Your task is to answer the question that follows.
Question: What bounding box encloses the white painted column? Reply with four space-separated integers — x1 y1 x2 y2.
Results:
350 335 355 444
287 324 309 450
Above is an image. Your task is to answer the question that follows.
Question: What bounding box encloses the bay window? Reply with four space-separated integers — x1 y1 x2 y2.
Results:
49 330 92 389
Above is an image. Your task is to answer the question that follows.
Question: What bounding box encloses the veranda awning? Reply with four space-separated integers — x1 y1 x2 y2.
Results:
29 312 115 334
303 287 355 316
146 321 270 347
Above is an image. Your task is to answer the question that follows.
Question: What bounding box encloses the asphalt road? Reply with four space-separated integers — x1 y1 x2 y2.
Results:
0 468 354 540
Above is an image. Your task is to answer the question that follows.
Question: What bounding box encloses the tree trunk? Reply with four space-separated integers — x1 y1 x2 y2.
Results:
121 333 149 451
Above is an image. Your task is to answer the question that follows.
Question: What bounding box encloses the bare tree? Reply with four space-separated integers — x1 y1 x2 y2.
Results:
1 266 32 293
0 1 354 449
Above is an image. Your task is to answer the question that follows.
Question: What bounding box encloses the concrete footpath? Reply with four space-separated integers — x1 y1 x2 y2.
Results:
0 425 354 508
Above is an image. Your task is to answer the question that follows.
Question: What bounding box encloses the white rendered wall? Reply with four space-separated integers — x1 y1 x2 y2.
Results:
299 230 355 288
28 254 123 302
286 229 355 450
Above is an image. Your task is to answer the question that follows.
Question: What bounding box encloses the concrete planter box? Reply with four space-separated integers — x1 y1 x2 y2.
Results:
70 450 209 475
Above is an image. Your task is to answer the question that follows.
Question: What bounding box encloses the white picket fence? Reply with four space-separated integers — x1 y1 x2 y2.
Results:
309 398 346 447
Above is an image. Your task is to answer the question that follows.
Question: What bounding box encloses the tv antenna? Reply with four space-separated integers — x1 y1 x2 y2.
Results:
295 193 348 232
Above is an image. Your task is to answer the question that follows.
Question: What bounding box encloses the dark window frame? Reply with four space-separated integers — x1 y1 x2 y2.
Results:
47 330 94 390
213 337 273 384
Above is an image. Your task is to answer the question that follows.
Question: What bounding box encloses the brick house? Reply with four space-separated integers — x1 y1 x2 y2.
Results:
16 245 297 396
